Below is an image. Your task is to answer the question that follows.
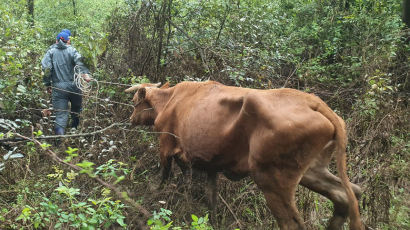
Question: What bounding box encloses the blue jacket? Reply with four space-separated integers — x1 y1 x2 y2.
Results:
41 41 89 86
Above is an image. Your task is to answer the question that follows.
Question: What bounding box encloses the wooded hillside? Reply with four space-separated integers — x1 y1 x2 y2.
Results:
1 0 408 229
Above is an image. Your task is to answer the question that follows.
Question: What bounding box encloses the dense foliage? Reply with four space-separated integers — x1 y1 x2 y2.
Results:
1 0 408 229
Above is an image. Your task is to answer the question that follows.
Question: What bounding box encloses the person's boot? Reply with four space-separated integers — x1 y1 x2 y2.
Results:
54 127 64 146
55 127 65 135
71 116 79 129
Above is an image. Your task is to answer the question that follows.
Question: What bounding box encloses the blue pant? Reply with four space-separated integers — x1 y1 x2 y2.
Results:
52 82 82 133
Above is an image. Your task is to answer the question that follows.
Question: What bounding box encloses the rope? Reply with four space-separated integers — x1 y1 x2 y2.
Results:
74 66 134 89
95 80 134 87
74 65 98 94
73 65 101 143
49 86 134 107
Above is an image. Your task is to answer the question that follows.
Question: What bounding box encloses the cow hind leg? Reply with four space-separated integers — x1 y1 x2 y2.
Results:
300 167 362 230
251 169 306 230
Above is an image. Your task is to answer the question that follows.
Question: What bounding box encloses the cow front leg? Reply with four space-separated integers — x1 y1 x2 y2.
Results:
207 171 218 223
158 155 173 190
158 135 179 189
207 171 217 211
174 155 192 188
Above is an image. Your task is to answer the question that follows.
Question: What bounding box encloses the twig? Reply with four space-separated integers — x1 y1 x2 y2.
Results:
14 133 151 220
282 58 305 88
146 131 180 139
218 193 243 229
282 67 298 88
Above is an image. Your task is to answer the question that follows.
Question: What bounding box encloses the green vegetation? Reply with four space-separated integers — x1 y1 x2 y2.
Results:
1 0 409 229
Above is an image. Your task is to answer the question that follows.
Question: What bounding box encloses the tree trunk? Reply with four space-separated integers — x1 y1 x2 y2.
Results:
27 0 34 26
164 0 173 65
155 0 170 81
404 0 410 28
72 0 77 16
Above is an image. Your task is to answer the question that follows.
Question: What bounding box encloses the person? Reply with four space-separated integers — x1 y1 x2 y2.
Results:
41 31 91 136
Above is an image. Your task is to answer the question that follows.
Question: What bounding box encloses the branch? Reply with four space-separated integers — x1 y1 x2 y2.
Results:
214 4 230 47
166 18 210 74
0 123 128 143
218 193 243 229
15 133 152 221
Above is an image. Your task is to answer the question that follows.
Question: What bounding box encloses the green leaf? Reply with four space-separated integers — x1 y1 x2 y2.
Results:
117 218 126 226
55 222 62 229
33 130 43 137
40 142 51 149
65 147 79 155
16 207 31 221
114 175 125 184
76 160 94 168
88 217 98 224
60 213 69 220
191 214 198 222
17 85 26 93
78 213 86 221
147 219 153 225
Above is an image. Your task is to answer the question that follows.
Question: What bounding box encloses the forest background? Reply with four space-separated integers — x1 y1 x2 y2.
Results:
0 0 409 229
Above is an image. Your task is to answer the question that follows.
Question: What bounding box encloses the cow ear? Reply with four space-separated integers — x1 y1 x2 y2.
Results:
160 82 170 89
138 88 146 100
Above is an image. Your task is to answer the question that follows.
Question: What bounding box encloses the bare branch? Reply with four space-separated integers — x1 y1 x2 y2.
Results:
0 123 128 143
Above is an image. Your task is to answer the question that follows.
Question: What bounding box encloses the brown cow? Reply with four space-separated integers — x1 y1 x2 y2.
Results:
125 81 364 230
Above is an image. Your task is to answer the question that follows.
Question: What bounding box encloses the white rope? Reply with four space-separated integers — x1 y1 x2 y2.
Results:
74 65 98 94
73 65 100 143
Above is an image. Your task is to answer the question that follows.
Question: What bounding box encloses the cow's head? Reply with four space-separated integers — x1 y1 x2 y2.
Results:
125 83 161 126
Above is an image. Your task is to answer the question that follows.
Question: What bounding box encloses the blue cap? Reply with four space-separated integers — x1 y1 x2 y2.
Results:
56 32 70 43
61 29 71 36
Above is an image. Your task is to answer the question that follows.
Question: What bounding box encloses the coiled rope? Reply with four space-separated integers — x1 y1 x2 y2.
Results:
73 65 101 143
74 65 98 94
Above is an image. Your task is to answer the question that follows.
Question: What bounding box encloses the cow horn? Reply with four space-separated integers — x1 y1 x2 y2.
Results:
124 82 161 92
124 84 141 93
144 82 162 89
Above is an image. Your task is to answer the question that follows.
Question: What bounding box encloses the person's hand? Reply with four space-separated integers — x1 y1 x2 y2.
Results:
47 87 52 94
82 74 92 83
41 109 52 117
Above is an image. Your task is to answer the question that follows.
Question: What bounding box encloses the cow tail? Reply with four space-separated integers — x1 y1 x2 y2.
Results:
318 104 363 230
